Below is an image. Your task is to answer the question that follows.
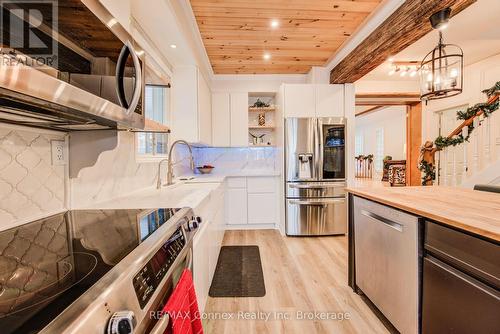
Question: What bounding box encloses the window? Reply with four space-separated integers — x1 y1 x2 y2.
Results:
355 134 364 156
375 128 384 172
136 85 170 160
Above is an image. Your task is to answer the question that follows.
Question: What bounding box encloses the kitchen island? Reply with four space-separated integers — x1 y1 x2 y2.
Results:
346 185 500 334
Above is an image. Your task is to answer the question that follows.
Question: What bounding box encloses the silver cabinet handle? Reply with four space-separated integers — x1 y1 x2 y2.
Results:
289 183 345 189
361 210 403 232
150 314 170 334
289 199 345 206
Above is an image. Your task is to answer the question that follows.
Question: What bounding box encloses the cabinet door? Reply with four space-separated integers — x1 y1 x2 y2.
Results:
248 193 276 224
171 66 198 142
225 188 248 225
212 93 231 146
230 92 249 146
193 226 210 312
197 72 212 145
284 84 315 118
316 84 344 117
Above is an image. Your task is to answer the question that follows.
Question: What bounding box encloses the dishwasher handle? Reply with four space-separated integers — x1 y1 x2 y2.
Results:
361 209 404 232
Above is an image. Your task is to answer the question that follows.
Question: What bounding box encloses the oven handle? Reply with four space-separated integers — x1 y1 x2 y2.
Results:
289 199 345 206
150 248 192 334
116 41 142 114
150 313 170 334
185 248 193 271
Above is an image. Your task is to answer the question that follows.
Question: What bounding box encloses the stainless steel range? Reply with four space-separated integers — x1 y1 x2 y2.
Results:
0 207 202 334
284 117 347 236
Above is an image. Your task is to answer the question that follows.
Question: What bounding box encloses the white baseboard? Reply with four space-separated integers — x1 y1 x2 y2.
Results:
224 223 277 230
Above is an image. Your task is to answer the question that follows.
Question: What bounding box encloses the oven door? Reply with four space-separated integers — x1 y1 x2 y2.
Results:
141 248 193 334
286 198 346 236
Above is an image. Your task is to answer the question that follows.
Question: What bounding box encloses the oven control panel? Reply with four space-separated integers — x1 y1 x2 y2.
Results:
133 227 186 308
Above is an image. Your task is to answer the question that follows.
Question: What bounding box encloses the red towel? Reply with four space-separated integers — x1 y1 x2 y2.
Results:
162 269 203 334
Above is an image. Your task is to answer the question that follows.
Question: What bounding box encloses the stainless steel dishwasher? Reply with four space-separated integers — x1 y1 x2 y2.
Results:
353 196 421 334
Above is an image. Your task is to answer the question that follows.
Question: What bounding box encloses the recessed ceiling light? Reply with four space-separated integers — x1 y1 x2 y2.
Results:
388 56 395 62
270 20 279 28
170 44 177 49
263 53 271 60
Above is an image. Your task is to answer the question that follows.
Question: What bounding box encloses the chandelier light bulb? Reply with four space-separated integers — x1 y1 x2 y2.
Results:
450 68 458 78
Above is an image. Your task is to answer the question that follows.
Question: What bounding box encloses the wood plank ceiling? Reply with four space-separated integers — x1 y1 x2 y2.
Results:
189 0 383 74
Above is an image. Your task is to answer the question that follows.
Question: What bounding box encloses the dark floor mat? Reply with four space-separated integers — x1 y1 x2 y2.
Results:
209 245 266 297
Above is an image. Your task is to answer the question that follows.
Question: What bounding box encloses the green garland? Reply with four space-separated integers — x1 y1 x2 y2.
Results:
418 160 435 185
419 81 500 185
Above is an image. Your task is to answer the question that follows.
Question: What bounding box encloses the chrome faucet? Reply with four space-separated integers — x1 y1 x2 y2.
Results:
166 140 195 186
156 158 169 189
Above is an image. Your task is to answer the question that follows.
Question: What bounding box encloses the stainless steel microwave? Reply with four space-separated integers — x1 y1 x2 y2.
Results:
0 0 145 131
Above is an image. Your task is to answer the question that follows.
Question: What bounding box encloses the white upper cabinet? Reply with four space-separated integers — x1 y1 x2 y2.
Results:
198 74 212 144
171 66 212 145
316 84 344 118
284 84 316 118
212 93 231 146
283 84 345 118
230 92 249 147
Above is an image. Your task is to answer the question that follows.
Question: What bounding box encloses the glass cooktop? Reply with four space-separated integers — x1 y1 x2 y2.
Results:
0 208 180 334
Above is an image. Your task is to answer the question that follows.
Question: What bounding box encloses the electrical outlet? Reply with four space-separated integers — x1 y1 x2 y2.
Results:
51 140 66 165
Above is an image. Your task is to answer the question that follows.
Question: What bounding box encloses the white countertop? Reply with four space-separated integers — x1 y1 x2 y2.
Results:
79 182 221 210
78 170 280 211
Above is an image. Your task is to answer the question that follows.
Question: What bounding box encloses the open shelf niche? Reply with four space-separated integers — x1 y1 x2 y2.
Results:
248 92 276 147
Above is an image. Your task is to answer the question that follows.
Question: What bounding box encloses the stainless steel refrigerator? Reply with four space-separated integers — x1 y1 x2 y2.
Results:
284 117 347 236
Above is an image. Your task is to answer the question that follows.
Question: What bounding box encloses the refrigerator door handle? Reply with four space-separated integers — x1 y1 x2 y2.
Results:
317 118 324 180
289 183 344 189
289 199 345 206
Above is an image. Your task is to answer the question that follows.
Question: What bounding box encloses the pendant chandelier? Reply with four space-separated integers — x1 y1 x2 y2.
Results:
420 8 463 101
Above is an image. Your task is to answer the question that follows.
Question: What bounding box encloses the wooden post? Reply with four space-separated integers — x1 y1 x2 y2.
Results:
406 103 423 186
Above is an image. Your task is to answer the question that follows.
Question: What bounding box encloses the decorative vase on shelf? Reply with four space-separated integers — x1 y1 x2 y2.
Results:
258 113 266 126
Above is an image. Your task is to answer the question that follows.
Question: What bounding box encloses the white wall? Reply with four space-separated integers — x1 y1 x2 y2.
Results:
355 79 420 93
355 106 407 162
211 74 306 93
306 66 330 84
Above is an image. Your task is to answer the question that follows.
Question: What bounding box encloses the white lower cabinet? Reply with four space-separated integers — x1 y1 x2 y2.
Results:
193 184 225 312
225 176 279 227
193 224 210 312
225 188 248 225
247 193 276 224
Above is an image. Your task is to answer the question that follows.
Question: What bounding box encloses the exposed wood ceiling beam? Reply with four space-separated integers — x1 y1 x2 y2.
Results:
330 0 477 83
356 92 421 106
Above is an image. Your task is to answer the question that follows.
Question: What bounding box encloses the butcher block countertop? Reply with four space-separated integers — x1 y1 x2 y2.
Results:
346 184 500 242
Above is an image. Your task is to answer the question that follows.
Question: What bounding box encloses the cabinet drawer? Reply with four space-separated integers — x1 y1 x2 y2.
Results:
247 177 276 193
425 221 500 289
226 177 247 188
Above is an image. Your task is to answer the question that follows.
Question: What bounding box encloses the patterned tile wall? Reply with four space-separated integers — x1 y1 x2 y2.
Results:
0 127 66 230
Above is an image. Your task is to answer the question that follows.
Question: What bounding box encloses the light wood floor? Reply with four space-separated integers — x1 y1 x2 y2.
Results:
204 230 388 334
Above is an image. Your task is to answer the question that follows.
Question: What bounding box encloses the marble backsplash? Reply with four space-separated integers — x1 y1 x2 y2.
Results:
191 146 278 175
70 131 159 208
1 123 279 228
0 126 66 230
